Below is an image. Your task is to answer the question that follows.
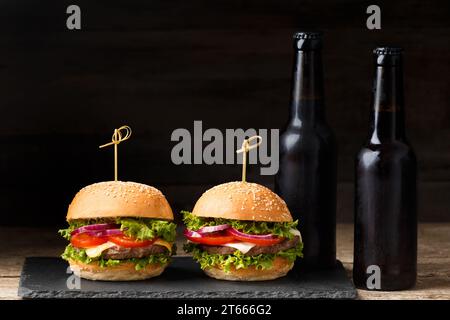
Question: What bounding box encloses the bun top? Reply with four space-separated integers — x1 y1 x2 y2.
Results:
66 181 173 221
192 181 292 222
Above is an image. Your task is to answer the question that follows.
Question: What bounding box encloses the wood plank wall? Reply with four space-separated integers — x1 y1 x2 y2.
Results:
0 0 449 225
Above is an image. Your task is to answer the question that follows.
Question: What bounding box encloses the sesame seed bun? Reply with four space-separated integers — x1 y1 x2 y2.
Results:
68 259 167 281
204 257 293 281
66 181 173 221
192 181 292 222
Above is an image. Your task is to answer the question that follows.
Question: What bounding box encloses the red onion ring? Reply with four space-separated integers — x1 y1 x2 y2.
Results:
184 228 203 238
75 229 124 237
71 223 120 236
197 224 230 234
226 227 276 240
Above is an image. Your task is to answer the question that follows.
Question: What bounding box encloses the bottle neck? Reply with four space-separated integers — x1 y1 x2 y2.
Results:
369 64 405 143
289 50 325 126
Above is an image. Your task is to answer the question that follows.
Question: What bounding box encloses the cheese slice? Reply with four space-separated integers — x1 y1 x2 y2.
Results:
289 228 302 242
85 241 116 258
222 242 256 254
153 239 173 253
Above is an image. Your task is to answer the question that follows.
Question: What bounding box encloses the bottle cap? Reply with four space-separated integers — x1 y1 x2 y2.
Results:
374 47 403 66
293 31 322 50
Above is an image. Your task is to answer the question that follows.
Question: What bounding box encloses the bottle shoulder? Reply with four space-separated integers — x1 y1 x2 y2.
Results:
279 124 337 153
281 122 335 138
356 140 416 163
358 139 414 151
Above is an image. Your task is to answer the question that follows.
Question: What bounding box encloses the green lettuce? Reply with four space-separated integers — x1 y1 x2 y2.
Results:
182 211 299 239
62 244 171 271
62 243 94 264
184 242 303 272
117 218 176 242
58 217 177 242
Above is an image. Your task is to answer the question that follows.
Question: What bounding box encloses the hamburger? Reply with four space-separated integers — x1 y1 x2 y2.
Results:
183 181 303 281
59 181 176 281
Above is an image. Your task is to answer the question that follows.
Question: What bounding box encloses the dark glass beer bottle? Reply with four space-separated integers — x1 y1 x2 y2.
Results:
353 47 417 290
275 32 337 269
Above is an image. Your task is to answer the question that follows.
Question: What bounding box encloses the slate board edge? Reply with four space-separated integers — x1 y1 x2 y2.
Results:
19 290 357 300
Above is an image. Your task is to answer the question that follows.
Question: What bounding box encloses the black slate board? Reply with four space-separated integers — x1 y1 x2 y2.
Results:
18 257 357 299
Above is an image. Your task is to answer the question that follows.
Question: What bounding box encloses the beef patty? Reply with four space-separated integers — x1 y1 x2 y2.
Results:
201 236 300 256
101 244 168 260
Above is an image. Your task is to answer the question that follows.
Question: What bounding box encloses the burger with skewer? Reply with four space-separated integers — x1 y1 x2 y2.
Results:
59 181 177 281
182 181 303 281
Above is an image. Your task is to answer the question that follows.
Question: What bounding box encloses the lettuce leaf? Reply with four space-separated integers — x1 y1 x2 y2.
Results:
182 211 299 239
61 244 171 271
58 217 177 242
62 243 93 264
184 242 303 272
117 218 176 242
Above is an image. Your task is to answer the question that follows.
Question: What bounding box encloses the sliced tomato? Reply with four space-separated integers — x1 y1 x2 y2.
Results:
108 235 155 248
185 232 235 246
241 237 283 246
70 233 108 248
225 230 284 246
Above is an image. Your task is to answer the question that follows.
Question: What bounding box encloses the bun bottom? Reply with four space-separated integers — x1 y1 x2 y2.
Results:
68 260 167 281
203 257 294 281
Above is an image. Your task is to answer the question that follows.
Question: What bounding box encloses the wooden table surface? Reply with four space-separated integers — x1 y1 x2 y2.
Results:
0 224 449 300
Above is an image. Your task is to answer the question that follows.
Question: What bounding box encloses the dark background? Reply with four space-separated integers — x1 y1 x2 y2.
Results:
0 0 449 226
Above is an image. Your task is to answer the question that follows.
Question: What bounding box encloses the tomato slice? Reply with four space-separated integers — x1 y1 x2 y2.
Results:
108 235 155 248
240 237 283 246
70 233 108 248
185 232 235 246
225 230 283 246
